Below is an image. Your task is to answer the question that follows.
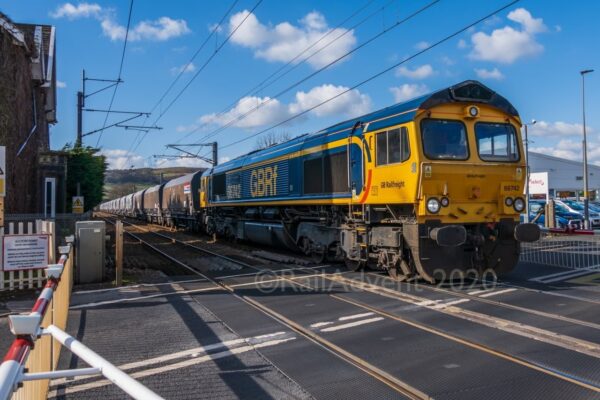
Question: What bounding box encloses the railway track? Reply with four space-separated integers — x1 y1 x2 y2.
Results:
100 214 600 397
101 215 428 399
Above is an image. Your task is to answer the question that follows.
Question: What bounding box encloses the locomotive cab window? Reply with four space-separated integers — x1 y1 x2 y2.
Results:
421 119 468 160
475 122 520 162
376 127 410 166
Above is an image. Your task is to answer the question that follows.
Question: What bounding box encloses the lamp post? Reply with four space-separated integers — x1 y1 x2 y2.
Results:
523 120 536 222
581 69 594 229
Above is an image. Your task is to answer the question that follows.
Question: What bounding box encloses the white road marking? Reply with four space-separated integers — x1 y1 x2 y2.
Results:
310 321 334 328
320 317 384 332
51 331 289 387
73 278 209 295
48 337 296 398
479 288 517 298
416 299 440 306
70 275 329 309
531 267 597 283
338 312 374 321
467 289 493 296
430 299 470 310
538 270 595 284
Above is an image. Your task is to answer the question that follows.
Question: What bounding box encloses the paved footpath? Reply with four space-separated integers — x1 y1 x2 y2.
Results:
48 278 312 400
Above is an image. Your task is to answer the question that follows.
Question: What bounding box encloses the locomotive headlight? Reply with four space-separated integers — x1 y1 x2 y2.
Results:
504 197 514 207
427 198 441 213
464 105 480 118
513 197 525 212
440 197 450 207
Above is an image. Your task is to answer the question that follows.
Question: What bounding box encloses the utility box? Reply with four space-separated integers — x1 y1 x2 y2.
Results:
75 221 106 283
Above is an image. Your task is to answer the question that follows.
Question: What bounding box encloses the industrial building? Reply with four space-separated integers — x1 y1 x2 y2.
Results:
528 151 600 200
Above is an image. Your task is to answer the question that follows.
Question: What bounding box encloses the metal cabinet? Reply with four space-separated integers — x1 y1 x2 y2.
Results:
75 221 105 283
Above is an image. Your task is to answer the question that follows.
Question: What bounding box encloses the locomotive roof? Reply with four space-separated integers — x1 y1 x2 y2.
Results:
208 80 518 175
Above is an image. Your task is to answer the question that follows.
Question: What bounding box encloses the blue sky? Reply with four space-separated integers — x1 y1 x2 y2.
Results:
2 0 599 169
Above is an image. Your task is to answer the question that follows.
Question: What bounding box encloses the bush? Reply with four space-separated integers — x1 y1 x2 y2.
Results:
63 145 107 212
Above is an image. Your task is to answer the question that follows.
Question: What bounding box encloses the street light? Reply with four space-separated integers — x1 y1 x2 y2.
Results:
523 119 536 222
581 69 594 229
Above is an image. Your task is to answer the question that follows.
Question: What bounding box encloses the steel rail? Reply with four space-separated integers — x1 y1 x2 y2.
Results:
100 215 430 399
285 276 600 394
103 214 600 394
363 272 600 331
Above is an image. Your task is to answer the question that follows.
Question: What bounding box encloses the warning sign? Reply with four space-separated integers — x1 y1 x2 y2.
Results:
0 146 5 197
73 196 84 214
2 235 49 271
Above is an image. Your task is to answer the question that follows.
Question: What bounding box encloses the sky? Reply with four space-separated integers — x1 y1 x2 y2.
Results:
1 0 599 170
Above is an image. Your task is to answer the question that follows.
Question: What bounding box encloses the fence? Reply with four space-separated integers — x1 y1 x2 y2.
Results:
520 230 600 270
0 233 162 400
5 212 91 239
11 244 72 400
0 221 55 291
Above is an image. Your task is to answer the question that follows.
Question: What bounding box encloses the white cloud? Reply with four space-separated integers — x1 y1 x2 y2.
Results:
208 23 224 33
199 84 371 129
389 84 429 103
100 149 146 170
228 10 356 69
170 62 196 75
175 124 198 133
414 41 429 50
441 56 455 66
128 17 190 41
469 8 546 63
528 121 591 137
200 96 290 129
56 80 67 88
395 64 434 80
153 157 210 168
474 67 504 80
50 2 101 19
289 84 371 118
457 39 467 49
51 3 190 42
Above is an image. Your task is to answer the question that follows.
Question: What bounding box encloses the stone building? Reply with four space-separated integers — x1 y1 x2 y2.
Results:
0 13 60 214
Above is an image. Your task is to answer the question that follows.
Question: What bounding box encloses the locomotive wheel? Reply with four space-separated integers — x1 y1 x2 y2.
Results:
344 258 365 272
311 248 327 264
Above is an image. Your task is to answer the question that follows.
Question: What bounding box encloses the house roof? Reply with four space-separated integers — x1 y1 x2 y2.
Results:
0 12 27 48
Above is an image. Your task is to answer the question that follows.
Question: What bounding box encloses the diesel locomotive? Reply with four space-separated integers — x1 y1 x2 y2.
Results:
100 80 540 282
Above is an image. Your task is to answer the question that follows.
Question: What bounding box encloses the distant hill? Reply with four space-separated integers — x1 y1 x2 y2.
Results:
104 167 204 200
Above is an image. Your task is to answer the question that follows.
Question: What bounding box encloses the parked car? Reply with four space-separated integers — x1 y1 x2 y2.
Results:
556 199 600 228
524 201 583 230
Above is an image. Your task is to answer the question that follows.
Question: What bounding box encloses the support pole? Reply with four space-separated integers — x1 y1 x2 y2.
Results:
76 89 83 147
212 142 218 166
115 220 123 286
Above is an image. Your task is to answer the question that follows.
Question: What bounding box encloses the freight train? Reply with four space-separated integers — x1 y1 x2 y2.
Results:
100 80 540 282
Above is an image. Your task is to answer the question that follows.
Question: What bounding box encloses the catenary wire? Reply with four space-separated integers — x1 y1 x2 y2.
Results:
95 0 134 147
218 0 521 151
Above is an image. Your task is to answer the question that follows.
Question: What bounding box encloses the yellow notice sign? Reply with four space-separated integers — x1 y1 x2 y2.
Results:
72 196 84 214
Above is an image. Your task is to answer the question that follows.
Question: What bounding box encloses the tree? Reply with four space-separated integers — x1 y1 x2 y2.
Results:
254 131 293 150
63 145 107 212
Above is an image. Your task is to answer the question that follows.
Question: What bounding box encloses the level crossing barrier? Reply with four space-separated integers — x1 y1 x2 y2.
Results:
520 228 600 270
0 243 163 400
